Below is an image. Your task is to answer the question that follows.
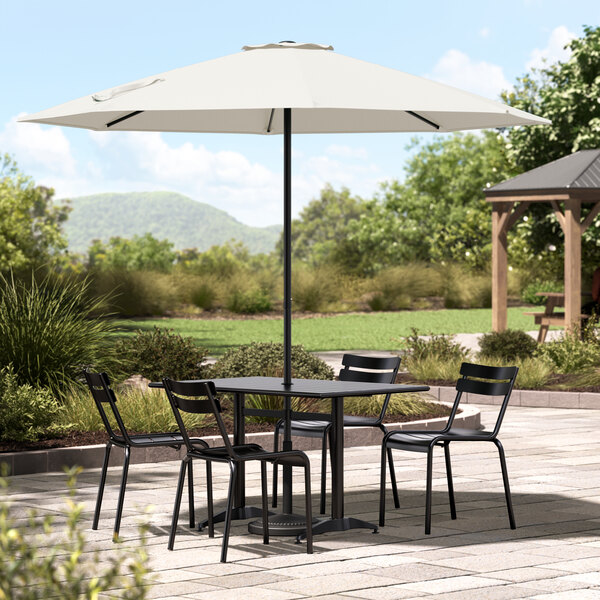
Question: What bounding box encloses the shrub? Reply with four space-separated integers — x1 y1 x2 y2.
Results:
115 327 209 382
211 343 334 421
477 356 553 390
0 365 69 442
440 264 491 308
0 467 150 599
366 264 443 311
478 329 538 361
403 328 469 362
0 272 118 397
292 265 342 312
405 355 465 383
190 281 217 310
89 269 176 316
226 288 272 314
342 393 449 419
535 331 600 374
521 279 563 305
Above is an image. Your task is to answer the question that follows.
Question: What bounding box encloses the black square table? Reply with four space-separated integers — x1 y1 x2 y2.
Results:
152 376 429 538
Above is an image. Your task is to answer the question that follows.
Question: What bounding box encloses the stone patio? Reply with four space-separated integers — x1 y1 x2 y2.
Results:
5 405 600 599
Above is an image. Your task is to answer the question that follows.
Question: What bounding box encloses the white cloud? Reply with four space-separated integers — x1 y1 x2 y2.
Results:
428 49 511 99
479 27 491 39
0 115 77 177
325 144 368 160
526 25 575 71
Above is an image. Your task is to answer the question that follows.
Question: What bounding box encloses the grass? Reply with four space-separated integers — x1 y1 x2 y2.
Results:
115 307 536 355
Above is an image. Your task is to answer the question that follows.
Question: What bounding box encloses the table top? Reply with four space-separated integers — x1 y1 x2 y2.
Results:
150 376 429 398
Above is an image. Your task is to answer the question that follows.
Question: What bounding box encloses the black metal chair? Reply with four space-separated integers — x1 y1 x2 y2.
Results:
163 378 313 563
83 370 207 540
379 362 519 534
273 354 401 514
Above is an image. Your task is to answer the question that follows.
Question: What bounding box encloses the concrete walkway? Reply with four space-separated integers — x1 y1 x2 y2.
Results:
5 405 600 599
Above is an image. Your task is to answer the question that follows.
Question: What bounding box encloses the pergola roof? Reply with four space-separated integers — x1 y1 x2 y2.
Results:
486 149 600 197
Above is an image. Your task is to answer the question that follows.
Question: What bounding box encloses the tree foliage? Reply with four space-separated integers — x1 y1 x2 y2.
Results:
0 155 69 273
88 232 176 272
340 132 517 274
502 25 600 171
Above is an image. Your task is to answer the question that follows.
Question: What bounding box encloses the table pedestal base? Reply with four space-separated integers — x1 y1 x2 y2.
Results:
196 506 266 531
248 513 319 536
297 517 378 541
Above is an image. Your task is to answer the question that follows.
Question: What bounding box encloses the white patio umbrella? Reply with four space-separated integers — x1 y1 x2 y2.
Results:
20 41 550 386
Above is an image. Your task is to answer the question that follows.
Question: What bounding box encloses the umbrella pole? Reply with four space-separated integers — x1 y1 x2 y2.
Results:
283 107 292 387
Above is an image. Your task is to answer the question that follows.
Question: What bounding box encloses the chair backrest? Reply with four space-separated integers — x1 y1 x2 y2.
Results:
83 370 133 444
339 354 401 422
446 362 519 437
163 379 235 457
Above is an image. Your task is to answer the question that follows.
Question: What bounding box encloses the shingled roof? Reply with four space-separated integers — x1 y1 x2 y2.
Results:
486 149 600 196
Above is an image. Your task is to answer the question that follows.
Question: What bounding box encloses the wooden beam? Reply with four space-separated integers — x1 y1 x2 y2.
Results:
551 200 566 233
492 203 509 331
582 201 600 233
564 199 581 333
505 202 529 233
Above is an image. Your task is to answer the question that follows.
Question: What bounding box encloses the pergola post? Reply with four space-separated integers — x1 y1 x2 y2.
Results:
564 197 581 333
492 202 509 331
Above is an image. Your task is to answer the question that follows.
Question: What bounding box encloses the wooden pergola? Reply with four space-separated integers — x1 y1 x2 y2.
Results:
485 149 600 333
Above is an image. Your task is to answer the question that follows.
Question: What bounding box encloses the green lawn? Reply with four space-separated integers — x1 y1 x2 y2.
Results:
116 307 536 355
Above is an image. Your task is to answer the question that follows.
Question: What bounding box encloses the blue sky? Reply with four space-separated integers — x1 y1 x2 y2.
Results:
1 0 599 227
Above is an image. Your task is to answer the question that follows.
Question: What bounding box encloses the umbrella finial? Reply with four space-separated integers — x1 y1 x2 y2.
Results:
242 42 334 51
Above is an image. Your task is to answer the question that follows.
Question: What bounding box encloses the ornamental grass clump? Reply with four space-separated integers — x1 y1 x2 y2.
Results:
0 272 118 398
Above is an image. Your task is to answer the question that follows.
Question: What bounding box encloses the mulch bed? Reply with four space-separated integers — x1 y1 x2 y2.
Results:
0 408 452 454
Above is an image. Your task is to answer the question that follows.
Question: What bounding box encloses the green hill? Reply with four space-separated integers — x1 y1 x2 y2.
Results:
62 191 281 254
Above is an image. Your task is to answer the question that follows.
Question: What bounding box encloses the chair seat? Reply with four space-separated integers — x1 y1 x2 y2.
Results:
114 433 206 447
191 443 308 466
386 428 493 452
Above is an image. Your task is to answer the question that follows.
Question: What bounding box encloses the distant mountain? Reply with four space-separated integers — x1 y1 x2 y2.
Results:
62 192 281 254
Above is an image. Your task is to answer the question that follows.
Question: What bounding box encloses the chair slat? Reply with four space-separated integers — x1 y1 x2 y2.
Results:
173 395 221 414
342 354 400 371
167 379 216 397
456 378 511 396
460 362 517 381
339 369 395 383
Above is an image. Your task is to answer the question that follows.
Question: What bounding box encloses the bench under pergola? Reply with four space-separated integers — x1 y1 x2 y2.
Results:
485 149 600 334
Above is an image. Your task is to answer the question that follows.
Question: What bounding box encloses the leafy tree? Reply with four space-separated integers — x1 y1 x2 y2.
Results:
88 232 176 272
0 154 70 273
502 25 600 171
341 132 517 274
277 185 366 266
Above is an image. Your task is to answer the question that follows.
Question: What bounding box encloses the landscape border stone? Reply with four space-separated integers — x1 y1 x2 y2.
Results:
1 401 480 476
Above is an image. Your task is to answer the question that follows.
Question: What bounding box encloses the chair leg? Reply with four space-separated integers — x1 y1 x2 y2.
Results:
187 459 195 529
261 462 269 545
304 462 313 554
221 462 237 563
379 441 388 527
444 442 457 520
380 426 399 509
113 446 130 541
206 461 214 538
494 439 516 530
320 429 330 514
425 447 433 535
168 458 188 550
93 443 111 530
272 425 280 508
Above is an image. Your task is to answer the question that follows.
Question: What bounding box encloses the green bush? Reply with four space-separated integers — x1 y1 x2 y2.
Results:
0 467 150 599
403 328 469 362
292 265 342 312
440 265 491 308
0 366 69 442
226 288 272 314
115 327 209 382
535 331 600 374
0 272 118 397
478 329 538 361
211 343 334 421
190 281 217 310
367 264 442 311
89 269 176 317
521 279 563 305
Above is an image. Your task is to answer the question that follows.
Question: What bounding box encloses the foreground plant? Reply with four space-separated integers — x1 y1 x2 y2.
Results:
0 467 150 599
0 272 118 397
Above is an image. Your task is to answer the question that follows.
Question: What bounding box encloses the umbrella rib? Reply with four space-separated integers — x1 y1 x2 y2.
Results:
106 110 144 128
266 108 275 133
406 111 440 130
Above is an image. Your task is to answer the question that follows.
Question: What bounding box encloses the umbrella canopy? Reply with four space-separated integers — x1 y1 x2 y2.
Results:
21 41 548 133
20 41 549 387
